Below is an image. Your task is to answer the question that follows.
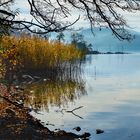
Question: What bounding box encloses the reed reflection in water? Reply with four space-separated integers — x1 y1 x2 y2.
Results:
24 77 86 112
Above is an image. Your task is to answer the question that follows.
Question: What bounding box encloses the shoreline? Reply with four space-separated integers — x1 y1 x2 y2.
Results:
0 100 90 140
86 51 129 55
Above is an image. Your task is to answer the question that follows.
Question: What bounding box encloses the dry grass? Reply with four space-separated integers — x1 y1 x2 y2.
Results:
0 35 84 76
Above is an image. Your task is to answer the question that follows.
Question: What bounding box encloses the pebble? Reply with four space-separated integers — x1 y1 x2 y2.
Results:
96 129 104 134
73 126 81 132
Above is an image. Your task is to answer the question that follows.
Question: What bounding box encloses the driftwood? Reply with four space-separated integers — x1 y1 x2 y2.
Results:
66 106 83 113
57 106 84 119
66 106 84 119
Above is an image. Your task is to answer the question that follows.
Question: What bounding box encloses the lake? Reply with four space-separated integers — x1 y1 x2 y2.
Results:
29 53 140 140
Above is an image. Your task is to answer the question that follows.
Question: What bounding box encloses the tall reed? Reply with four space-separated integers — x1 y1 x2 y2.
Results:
0 35 85 78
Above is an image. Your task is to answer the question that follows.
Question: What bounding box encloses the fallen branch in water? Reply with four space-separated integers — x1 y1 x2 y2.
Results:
69 111 83 119
66 106 83 113
66 106 84 119
56 106 84 119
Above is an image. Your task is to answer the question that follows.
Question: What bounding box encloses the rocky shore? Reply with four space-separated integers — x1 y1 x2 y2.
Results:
0 101 90 140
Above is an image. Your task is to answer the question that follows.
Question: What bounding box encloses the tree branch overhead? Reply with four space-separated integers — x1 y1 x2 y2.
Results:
0 0 140 40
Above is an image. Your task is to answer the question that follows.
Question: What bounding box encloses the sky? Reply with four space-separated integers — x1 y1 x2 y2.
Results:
12 0 140 33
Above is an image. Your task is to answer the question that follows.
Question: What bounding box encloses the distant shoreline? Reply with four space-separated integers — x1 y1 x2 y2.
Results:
86 51 129 55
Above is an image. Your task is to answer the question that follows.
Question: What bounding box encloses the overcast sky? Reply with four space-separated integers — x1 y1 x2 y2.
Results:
12 0 140 32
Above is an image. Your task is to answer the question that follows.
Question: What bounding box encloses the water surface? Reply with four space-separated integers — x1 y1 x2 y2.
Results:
30 53 140 140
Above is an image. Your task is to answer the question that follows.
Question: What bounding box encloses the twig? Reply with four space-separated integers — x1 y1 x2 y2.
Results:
57 106 84 119
70 112 83 119
66 106 83 113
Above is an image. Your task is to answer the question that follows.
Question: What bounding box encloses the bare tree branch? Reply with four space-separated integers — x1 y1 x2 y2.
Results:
0 0 140 40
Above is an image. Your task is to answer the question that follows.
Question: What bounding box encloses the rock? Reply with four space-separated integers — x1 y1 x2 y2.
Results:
73 126 81 132
56 130 66 136
54 128 60 131
80 132 91 138
96 129 104 134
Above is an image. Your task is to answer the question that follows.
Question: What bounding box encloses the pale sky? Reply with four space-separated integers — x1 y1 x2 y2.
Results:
12 0 140 33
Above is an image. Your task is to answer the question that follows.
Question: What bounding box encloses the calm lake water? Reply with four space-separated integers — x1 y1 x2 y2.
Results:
30 53 140 140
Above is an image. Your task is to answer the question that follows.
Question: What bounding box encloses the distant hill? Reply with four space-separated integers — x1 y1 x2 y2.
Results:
80 28 140 52
50 28 140 53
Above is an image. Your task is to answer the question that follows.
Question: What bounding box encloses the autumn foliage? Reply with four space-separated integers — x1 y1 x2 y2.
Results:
0 35 84 77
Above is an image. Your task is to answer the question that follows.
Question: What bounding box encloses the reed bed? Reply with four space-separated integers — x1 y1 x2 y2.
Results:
0 35 85 79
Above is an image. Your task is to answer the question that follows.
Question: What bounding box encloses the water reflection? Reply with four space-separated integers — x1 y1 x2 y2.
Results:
24 78 86 112
29 54 140 140
2 53 140 140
